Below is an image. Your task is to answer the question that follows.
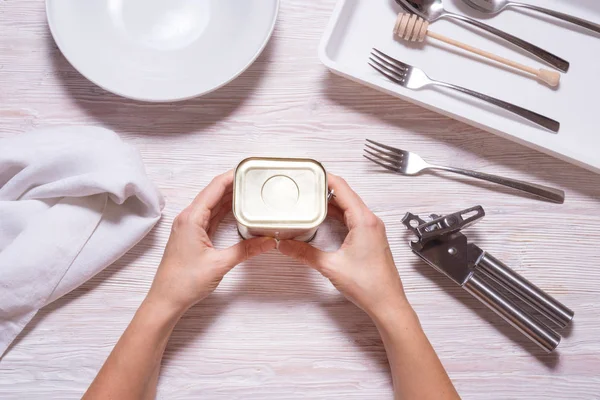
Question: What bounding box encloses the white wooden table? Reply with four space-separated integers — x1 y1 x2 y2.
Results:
1 1 600 399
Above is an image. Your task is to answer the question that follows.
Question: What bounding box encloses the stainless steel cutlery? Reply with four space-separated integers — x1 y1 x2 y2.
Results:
368 49 560 132
462 0 600 35
395 0 569 71
393 13 561 87
364 139 565 203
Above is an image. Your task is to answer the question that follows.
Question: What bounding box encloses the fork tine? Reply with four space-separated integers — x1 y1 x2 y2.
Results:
370 51 407 72
365 144 402 162
363 154 399 173
372 48 410 70
370 53 407 77
368 61 404 84
369 57 403 79
364 149 402 166
365 139 407 157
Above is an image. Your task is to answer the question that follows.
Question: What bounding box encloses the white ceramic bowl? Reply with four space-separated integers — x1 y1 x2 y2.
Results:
46 0 279 102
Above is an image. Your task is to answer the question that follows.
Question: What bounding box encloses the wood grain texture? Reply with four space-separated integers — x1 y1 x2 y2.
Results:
1 0 600 398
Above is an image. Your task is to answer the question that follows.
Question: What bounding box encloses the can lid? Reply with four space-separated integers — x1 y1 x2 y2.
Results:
233 157 328 229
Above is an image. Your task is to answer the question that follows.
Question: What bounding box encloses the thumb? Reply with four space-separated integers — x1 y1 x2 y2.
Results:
219 237 277 270
278 240 329 273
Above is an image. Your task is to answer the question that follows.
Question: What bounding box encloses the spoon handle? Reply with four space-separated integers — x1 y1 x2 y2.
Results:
442 11 569 72
510 2 600 34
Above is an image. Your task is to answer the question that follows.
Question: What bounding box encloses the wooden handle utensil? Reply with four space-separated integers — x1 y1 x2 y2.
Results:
394 13 560 87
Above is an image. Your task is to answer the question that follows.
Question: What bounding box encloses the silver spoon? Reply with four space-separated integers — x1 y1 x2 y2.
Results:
462 0 600 35
395 0 569 72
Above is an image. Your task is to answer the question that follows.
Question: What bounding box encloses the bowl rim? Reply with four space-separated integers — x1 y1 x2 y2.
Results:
45 0 280 102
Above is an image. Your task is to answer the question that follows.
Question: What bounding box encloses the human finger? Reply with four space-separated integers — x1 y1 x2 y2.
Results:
327 203 344 222
278 240 332 275
327 174 367 213
190 170 234 212
207 199 232 238
218 237 277 271
210 192 233 221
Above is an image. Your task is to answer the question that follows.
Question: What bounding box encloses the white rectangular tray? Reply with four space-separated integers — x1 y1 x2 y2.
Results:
319 0 600 173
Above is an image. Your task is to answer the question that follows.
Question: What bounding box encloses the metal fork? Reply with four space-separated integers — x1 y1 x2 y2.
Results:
364 139 565 203
368 49 560 133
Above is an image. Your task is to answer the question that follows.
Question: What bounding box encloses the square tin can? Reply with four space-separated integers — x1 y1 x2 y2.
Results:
233 157 328 242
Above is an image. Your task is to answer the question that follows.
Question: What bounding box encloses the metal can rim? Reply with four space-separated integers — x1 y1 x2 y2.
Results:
232 157 328 229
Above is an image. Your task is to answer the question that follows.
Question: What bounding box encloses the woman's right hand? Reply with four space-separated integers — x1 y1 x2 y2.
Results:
278 173 410 320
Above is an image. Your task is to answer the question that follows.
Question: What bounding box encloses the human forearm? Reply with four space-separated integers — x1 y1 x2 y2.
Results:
373 301 460 400
83 296 183 400
273 174 459 398
84 172 276 399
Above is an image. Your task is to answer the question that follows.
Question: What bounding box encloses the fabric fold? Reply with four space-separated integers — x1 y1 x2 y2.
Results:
0 126 164 357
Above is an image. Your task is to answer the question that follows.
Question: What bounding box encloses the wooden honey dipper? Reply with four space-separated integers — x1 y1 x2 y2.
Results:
393 13 560 87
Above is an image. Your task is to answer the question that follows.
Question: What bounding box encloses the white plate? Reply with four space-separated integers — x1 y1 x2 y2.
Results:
47 0 279 102
319 0 600 173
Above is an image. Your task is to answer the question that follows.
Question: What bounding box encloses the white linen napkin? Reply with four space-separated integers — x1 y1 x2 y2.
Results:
0 126 164 357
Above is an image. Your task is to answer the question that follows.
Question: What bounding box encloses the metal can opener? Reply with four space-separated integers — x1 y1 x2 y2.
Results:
402 206 574 353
